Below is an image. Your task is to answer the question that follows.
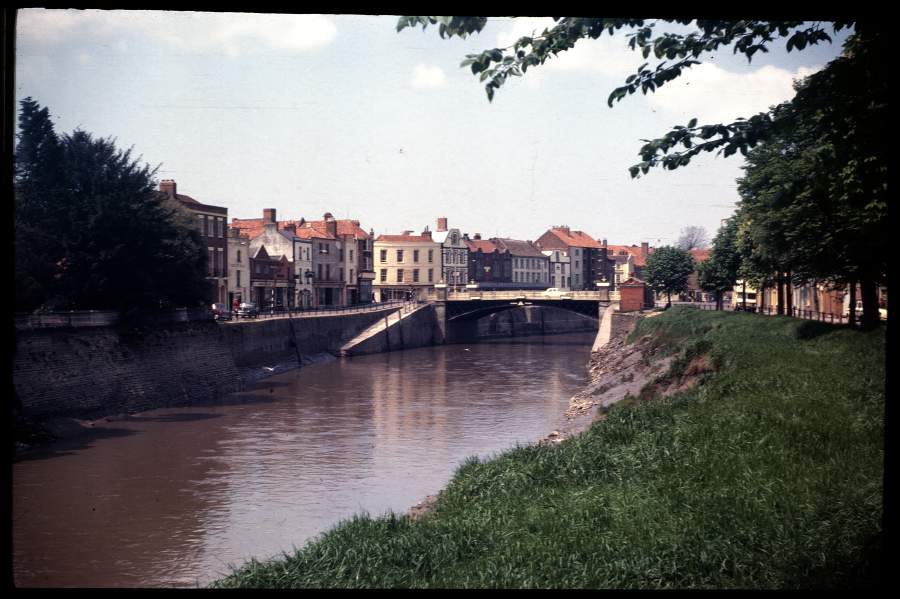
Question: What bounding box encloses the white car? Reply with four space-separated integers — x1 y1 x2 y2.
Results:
542 288 571 298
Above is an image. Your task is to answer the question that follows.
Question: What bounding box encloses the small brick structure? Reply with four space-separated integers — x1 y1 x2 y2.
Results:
618 277 647 313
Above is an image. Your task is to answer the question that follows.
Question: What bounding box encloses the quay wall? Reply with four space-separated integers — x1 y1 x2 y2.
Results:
13 307 396 422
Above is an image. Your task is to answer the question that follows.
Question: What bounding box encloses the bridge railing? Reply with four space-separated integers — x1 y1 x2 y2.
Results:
426 289 609 301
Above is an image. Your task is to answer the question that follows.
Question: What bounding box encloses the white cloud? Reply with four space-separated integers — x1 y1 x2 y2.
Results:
16 9 337 55
411 63 447 89
647 63 822 123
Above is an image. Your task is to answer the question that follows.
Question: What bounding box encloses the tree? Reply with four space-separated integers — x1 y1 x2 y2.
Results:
676 226 708 251
396 17 858 176
14 98 209 313
644 246 695 308
698 217 740 310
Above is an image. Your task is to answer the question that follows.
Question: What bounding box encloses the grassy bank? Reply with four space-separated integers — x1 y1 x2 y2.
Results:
212 307 885 588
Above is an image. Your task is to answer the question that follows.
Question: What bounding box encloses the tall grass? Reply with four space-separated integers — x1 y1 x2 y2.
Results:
213 307 884 588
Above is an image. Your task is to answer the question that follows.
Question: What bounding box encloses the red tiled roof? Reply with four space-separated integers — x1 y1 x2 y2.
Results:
306 219 369 239
544 227 603 249
605 244 654 267
465 239 501 253
690 248 711 263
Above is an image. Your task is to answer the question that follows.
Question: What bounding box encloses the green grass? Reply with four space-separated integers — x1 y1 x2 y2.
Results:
212 307 885 588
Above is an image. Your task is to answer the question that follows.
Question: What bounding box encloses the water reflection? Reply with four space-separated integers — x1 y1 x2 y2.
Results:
13 332 595 587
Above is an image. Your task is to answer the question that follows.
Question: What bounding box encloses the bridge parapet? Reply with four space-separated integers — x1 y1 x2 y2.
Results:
426 289 609 302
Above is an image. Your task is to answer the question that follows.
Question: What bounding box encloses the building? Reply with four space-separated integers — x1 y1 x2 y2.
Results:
431 217 468 288
534 226 611 290
303 215 374 305
227 227 251 308
159 180 228 304
466 234 512 290
231 211 370 307
602 242 653 287
542 249 571 290
374 228 441 301
249 245 292 309
686 248 712 301
494 238 549 289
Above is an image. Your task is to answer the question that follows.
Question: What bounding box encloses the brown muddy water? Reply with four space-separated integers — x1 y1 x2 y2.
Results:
13 332 595 588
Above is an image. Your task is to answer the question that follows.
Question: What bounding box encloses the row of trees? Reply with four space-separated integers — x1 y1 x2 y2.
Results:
402 18 886 330
15 98 210 314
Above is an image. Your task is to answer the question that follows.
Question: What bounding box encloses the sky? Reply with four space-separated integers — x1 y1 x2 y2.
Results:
15 11 851 247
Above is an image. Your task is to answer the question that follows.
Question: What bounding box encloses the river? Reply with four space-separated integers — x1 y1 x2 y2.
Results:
12 332 596 588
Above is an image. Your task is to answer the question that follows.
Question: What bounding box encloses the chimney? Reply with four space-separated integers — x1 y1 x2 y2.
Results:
422 229 432 240
402 230 413 236
463 233 470 240
641 242 649 257
474 233 482 240
159 179 176 199
437 217 448 232
602 238 608 246
283 223 296 235
229 227 241 238
324 212 337 237
263 208 277 224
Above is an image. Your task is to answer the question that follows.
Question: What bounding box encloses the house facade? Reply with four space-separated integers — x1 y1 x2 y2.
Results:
373 228 441 301
466 235 512 289
535 226 611 291
542 249 571 289
431 217 469 288
227 227 251 308
159 179 228 304
249 245 292 309
495 238 549 289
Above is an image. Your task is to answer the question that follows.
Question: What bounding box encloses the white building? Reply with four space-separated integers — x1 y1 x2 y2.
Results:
431 217 469 289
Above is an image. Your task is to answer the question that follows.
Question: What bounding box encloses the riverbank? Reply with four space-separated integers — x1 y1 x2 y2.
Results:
212 307 884 588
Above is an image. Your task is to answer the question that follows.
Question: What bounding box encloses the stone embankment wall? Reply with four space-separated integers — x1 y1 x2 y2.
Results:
477 306 598 338
13 308 396 422
14 321 243 421
340 305 442 356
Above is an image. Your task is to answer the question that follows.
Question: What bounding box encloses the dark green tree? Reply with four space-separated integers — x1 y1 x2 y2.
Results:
698 217 741 310
14 99 209 313
644 246 695 308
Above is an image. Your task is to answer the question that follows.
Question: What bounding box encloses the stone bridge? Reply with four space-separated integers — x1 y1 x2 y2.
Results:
430 289 611 343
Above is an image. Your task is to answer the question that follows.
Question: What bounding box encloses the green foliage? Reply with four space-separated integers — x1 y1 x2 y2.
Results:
212 307 884 588
397 17 860 178
644 246 695 299
14 98 208 312
698 217 741 296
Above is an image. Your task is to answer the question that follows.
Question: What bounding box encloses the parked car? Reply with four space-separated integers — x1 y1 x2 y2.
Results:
236 302 259 319
542 287 571 298
211 302 232 321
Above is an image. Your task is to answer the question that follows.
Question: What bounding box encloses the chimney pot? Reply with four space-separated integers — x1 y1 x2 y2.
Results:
159 179 177 199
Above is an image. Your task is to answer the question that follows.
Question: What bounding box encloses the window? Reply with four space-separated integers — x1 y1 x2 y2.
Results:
339 268 343 281
350 249 354 262
380 269 387 282
217 248 224 277
208 248 215 276
237 249 242 263
219 217 225 238
428 269 433 282
236 270 241 286
325 264 331 280
413 269 420 282
380 249 387 263
397 269 404 282
397 249 404 262
428 249 433 263
413 249 420 263
317 263 322 279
